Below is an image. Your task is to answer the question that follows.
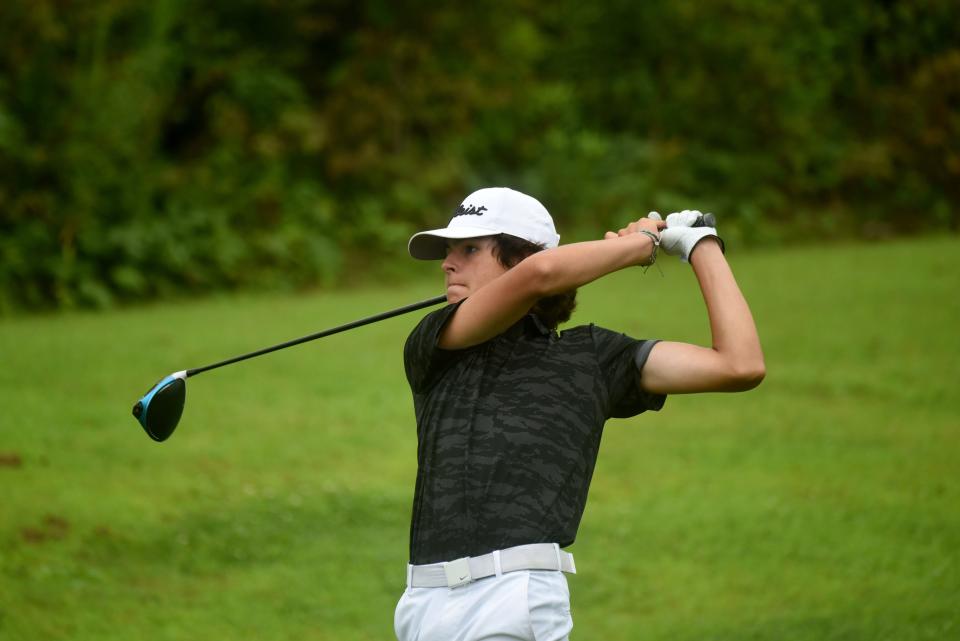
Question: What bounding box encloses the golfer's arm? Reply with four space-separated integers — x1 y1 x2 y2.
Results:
640 240 765 393
439 235 654 349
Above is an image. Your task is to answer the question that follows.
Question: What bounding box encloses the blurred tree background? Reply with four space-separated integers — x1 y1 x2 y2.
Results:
1 0 957 312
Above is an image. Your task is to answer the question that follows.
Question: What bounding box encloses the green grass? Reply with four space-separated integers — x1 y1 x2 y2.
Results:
2 236 958 640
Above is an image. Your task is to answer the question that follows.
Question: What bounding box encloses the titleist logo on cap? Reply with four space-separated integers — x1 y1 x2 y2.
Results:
453 204 487 218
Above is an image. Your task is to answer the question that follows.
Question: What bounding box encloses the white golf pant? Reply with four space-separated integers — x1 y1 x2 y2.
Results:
394 570 573 641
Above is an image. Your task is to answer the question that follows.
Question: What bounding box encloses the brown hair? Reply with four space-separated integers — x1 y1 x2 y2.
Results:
491 234 577 330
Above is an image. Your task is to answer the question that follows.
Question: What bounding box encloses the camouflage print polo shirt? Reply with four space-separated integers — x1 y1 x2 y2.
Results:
403 302 666 564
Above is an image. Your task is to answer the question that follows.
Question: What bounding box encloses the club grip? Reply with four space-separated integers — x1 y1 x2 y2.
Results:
692 213 716 228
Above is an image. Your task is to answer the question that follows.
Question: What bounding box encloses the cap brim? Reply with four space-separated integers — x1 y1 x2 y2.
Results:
408 226 499 260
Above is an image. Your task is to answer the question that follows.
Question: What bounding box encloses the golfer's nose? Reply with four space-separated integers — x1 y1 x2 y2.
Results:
442 254 457 273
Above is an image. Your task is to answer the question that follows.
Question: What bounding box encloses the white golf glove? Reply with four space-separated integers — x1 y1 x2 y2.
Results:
648 210 723 263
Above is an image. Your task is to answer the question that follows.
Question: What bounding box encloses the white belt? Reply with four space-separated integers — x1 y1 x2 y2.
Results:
407 543 576 589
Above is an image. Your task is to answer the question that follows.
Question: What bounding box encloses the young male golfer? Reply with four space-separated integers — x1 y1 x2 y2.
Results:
396 187 764 640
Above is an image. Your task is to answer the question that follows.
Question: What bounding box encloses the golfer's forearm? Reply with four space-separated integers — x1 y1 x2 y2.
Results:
523 235 654 297
690 241 765 380
440 234 655 350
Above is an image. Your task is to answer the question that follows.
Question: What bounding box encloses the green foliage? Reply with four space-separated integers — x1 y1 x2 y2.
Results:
0 0 957 311
541 0 958 239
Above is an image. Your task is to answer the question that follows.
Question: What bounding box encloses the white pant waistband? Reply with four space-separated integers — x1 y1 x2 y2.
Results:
407 543 576 589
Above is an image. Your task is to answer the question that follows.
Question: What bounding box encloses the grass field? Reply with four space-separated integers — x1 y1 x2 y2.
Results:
2 236 959 640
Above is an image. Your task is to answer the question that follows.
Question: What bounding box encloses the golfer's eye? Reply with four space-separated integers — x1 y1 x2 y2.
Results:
444 242 478 258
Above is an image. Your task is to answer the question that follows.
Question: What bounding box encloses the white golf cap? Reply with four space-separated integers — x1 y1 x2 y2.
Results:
408 187 560 260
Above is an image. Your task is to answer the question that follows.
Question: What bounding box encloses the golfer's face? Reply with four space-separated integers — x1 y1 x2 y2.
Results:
442 238 508 303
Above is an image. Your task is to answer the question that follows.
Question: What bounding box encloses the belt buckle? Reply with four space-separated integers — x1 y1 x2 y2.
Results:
443 557 473 588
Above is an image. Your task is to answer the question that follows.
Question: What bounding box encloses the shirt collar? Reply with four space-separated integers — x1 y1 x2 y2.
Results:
524 313 552 337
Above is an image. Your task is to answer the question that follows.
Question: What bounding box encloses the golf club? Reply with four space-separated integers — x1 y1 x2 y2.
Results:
132 294 447 442
132 213 716 443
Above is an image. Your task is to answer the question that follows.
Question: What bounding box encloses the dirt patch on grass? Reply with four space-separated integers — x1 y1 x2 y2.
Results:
21 515 70 544
0 452 22 468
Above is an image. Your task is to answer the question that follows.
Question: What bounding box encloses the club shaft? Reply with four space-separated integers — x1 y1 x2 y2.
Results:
182 216 714 379
185 294 447 378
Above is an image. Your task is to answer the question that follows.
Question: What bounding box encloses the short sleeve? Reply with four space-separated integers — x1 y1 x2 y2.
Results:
590 325 666 418
404 301 464 393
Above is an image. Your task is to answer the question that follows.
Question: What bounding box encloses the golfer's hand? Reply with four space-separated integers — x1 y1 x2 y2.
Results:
604 216 666 265
653 210 723 263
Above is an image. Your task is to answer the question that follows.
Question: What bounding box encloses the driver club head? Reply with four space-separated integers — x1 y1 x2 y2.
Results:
132 371 187 442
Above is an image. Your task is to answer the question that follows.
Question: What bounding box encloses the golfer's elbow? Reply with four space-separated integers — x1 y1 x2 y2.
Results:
519 252 563 298
725 356 766 391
